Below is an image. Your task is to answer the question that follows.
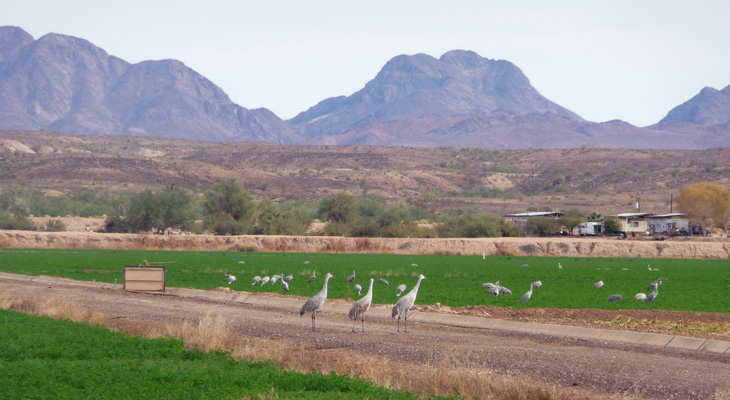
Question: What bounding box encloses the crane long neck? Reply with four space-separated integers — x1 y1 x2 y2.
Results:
320 275 331 298
408 276 423 297
365 279 374 297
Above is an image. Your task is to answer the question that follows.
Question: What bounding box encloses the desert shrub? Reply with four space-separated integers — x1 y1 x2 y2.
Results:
103 216 138 233
42 219 67 232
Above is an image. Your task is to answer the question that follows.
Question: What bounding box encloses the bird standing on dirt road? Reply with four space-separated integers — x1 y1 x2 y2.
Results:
300 273 333 332
392 274 426 333
225 273 236 285
396 284 407 296
349 278 374 332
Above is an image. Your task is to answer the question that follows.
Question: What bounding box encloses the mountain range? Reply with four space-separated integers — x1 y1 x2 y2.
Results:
1 26 729 149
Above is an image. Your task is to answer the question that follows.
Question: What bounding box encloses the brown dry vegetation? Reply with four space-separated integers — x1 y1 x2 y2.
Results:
0 292 600 400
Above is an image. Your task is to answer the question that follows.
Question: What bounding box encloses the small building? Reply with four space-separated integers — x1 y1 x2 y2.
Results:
578 222 603 236
615 213 652 236
649 213 690 235
504 211 564 227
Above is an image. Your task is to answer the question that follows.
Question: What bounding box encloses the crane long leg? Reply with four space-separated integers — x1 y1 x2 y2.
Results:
312 311 316 332
352 317 356 332
361 315 365 332
396 315 401 332
404 310 409 333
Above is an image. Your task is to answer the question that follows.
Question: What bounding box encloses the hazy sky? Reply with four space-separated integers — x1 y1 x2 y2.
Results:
2 0 729 126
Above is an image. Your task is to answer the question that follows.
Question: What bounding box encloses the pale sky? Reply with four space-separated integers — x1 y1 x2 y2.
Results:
2 0 729 126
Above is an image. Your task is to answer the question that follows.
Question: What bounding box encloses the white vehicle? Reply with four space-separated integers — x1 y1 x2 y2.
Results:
578 222 603 236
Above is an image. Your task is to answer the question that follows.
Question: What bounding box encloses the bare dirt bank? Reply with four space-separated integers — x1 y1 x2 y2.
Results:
1 230 729 259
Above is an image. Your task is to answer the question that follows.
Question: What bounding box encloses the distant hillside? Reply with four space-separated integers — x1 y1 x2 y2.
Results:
4 130 730 217
289 50 582 139
0 26 297 143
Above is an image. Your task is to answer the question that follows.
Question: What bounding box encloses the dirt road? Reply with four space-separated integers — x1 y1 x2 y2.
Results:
2 275 729 400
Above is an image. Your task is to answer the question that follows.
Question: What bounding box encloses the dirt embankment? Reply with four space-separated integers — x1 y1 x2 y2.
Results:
1 230 730 259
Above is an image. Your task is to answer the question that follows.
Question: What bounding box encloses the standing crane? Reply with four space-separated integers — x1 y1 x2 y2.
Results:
391 274 426 333
347 270 356 283
349 278 374 332
224 273 236 285
593 280 604 289
299 273 333 332
308 271 316 283
395 284 407 296
521 281 542 303
251 276 261 285
354 284 362 296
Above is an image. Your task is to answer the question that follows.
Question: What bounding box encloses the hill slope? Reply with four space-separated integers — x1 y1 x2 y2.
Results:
0 26 297 143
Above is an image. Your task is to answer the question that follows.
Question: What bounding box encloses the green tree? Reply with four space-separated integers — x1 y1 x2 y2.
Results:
203 178 255 234
559 209 586 235
602 216 621 235
154 187 197 234
524 216 561 236
317 192 355 225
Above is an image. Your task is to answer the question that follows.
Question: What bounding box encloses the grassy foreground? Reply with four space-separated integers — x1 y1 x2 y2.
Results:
1 248 729 313
0 309 443 400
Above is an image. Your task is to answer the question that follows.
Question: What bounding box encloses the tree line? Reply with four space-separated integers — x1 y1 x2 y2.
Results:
1 180 728 238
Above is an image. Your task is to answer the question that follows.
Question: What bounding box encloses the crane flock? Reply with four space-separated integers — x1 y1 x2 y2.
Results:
222 258 667 333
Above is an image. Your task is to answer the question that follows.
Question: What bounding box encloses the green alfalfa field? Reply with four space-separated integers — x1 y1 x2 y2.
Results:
1 249 728 313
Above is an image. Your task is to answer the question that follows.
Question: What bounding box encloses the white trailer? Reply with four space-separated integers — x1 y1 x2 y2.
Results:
578 222 603 236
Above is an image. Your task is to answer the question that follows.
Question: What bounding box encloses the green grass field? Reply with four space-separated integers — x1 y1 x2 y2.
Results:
1 249 728 313
0 309 444 400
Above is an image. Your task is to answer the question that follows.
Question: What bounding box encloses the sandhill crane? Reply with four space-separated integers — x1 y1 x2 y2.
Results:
283 274 294 283
593 280 604 289
522 264 529 268
521 281 541 303
647 279 662 292
558 262 563 269
347 270 356 283
281 280 289 292
252 276 261 285
299 273 333 332
648 265 660 271
411 263 418 267
608 294 623 303
270 274 281 285
645 287 659 303
485 281 512 296
354 284 362 296
392 274 426 333
238 260 245 264
225 273 237 285
260 276 270 286
304 261 311 265
377 278 389 286
396 284 407 296
349 278 374 332
635 293 647 301
308 271 316 283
